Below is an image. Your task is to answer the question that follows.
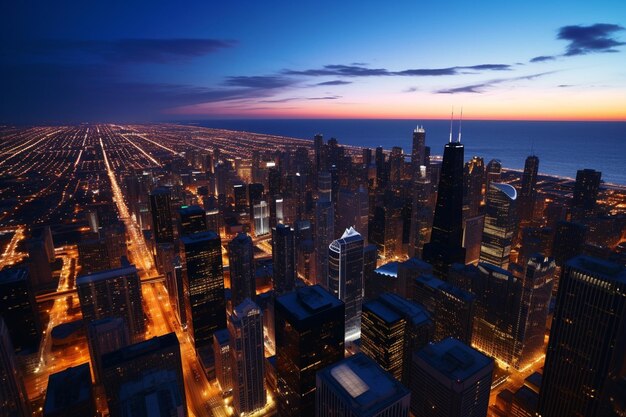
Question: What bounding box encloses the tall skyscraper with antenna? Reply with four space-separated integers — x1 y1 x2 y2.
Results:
519 155 539 223
422 112 466 278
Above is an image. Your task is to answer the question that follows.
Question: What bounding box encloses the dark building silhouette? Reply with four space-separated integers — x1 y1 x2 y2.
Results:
178 205 207 235
275 285 345 417
409 165 433 259
272 223 296 295
464 156 485 219
552 220 587 267
361 292 433 385
228 233 256 307
0 267 41 354
486 159 502 190
411 125 427 180
539 256 626 417
181 231 226 349
423 139 466 279
0 317 30 417
410 338 493 417
101 333 187 417
76 263 145 338
87 317 130 384
413 274 475 344
518 155 539 223
149 187 175 244
43 363 96 417
316 353 411 417
572 168 602 218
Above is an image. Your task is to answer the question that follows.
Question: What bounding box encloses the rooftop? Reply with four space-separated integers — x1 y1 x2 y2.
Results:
374 262 399 278
0 266 28 284
567 255 626 284
364 293 430 326
490 182 517 200
275 285 343 321
44 363 93 413
102 333 179 369
319 353 409 415
76 264 138 286
415 338 493 383
415 274 475 302
180 230 219 245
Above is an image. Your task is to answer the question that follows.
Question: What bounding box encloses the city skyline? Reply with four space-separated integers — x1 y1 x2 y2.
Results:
2 1 625 122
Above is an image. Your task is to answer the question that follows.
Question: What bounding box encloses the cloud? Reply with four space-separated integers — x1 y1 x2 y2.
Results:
5 38 236 63
530 55 556 63
314 80 352 86
283 63 511 78
403 87 419 93
558 23 625 56
224 75 297 89
436 71 555 94
307 96 341 100
558 84 573 88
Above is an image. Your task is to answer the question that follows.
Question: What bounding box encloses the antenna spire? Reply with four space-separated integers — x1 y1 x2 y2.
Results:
449 106 454 143
457 107 463 143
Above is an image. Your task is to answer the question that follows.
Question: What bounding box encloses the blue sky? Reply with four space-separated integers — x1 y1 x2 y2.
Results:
1 0 625 122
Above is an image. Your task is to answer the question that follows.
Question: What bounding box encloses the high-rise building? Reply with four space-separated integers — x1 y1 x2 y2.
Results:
472 263 523 368
272 223 296 295
486 159 502 190
517 255 554 367
539 256 626 417
87 317 130 384
361 293 433 385
101 333 187 417
233 183 248 212
43 363 96 417
336 187 369 242
0 317 30 417
315 198 335 287
0 267 41 353
275 285 345 417
253 200 270 236
463 215 484 265
78 235 121 275
181 231 226 349
411 125 427 180
422 139 466 279
479 183 517 270
316 353 411 417
518 155 539 223
228 233 256 307
228 299 266 415
213 329 233 395
328 227 365 341
76 263 145 338
389 146 403 186
464 156 485 218
552 220 587 267
149 187 175 244
413 274 475 344
408 165 432 259
375 146 388 189
572 168 602 217
178 205 207 235
410 338 494 417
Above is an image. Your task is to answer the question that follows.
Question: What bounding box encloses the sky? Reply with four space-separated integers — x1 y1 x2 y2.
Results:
1 0 625 123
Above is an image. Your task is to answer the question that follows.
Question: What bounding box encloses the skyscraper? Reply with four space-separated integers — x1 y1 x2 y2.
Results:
76 263 145 338
87 317 130 384
228 232 256 307
463 156 485 218
479 183 517 270
517 255 554 367
315 198 335 287
0 317 30 417
181 231 226 349
552 220 587 267
275 285 345 417
0 266 41 353
539 256 626 417
411 125 427 180
328 227 365 341
272 223 296 295
408 165 432 259
572 168 602 217
101 333 187 417
389 146 403 186
518 155 539 223
228 299 266 415
213 329 233 395
43 363 96 417
149 187 175 244
316 353 411 417
178 205 207 235
486 159 502 191
410 338 494 417
422 139 466 279
361 292 433 385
